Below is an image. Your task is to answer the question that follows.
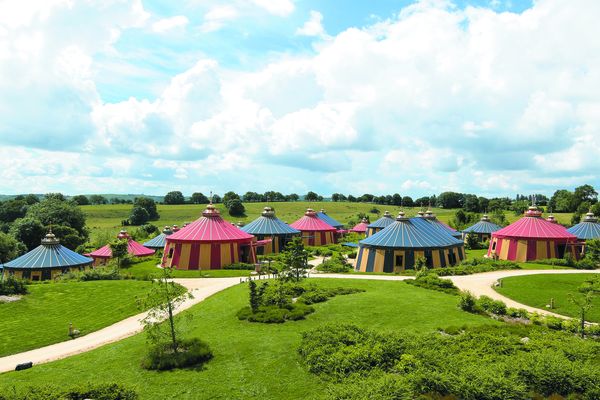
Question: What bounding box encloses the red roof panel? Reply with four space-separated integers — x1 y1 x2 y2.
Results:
290 209 337 232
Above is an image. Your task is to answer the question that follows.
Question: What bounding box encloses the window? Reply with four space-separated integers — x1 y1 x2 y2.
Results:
395 255 403 267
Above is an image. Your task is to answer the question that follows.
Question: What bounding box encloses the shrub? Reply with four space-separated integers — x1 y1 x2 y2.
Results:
0 275 28 295
223 262 256 270
141 338 213 371
507 307 530 319
57 267 124 282
575 258 597 270
317 253 351 273
532 258 571 267
0 383 137 400
237 303 315 323
406 273 458 295
435 258 521 276
477 295 507 315
458 291 477 312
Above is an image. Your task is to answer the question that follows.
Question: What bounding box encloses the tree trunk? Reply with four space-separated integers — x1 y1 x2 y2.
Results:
164 278 178 353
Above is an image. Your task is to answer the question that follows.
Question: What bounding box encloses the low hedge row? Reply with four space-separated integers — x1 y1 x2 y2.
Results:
0 383 137 400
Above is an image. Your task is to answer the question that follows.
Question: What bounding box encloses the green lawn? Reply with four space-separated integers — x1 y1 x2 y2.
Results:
122 258 253 279
0 280 151 357
0 279 495 399
496 274 600 322
81 202 574 242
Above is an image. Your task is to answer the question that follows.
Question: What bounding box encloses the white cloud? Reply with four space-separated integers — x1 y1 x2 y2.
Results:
200 5 238 32
296 10 326 37
152 15 189 33
251 0 295 17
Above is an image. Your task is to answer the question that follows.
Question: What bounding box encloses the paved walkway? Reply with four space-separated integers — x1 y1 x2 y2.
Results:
0 277 239 374
1 269 599 373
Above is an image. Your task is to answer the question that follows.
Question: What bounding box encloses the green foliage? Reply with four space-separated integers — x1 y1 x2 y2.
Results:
51 225 86 250
71 195 90 206
57 267 124 282
110 239 129 267
9 217 46 250
0 198 29 223
163 191 185 205
0 383 138 400
26 198 88 239
280 237 309 282
0 275 28 295
464 232 482 250
317 253 351 273
190 192 209 204
141 338 212 371
89 194 108 205
0 231 26 263
129 206 149 225
237 302 315 323
299 324 600 399
133 197 159 220
434 258 520 276
476 295 507 315
223 262 256 270
226 198 246 217
458 291 477 312
414 256 428 270
406 273 458 295
585 238 600 267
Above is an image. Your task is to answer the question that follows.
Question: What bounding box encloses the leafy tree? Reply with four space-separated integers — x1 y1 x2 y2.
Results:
0 199 28 223
71 195 90 206
488 197 511 211
511 200 529 215
226 199 246 217
0 232 27 263
358 193 374 203
437 192 464 209
414 196 431 207
134 197 160 220
164 191 185 205
574 184 598 205
89 195 108 205
23 194 40 205
243 191 262 202
305 191 320 202
9 217 46 250
139 267 191 354
191 192 209 204
280 237 309 282
392 193 402 206
347 195 357 202
26 198 88 238
490 210 507 226
331 193 345 202
44 192 66 202
463 194 479 212
477 196 489 212
222 191 240 205
585 239 600 267
110 239 129 268
212 194 222 203
592 202 600 216
568 291 595 338
549 190 576 212
287 193 300 202
263 191 285 202
465 232 480 250
51 225 86 250
402 196 414 207
129 206 150 225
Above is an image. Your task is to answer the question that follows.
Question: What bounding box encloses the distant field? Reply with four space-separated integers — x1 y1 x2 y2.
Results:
81 201 574 241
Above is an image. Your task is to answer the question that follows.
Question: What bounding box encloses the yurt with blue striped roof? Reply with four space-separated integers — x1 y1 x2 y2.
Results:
2 231 92 281
316 209 344 229
422 209 462 239
461 215 502 242
143 226 173 250
568 211 600 241
355 212 465 273
366 211 394 237
241 207 300 255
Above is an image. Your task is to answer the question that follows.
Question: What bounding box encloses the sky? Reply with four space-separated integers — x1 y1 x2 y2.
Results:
0 0 598 198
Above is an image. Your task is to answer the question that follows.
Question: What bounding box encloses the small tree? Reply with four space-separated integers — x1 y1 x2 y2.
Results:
129 206 150 225
248 280 268 313
227 199 246 217
585 238 600 267
110 239 129 268
280 237 309 282
568 291 594 338
139 267 192 354
164 191 185 205
465 232 480 250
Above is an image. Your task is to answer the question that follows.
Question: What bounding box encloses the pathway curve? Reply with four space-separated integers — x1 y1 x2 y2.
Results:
2 269 599 373
0 277 240 374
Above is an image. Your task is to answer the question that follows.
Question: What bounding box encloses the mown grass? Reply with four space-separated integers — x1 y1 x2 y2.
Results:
0 279 495 399
0 280 151 356
122 258 252 279
81 202 574 241
496 274 600 322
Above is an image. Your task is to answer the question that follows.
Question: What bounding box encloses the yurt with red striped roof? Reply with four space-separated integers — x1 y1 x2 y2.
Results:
290 208 337 246
350 218 369 236
487 206 577 262
162 204 256 270
88 230 155 266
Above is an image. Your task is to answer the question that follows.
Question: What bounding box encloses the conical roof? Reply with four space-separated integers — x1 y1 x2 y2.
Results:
143 227 173 249
462 215 502 234
290 209 337 232
423 209 462 238
367 211 395 228
360 212 463 249
166 204 254 242
3 231 92 269
350 218 369 233
316 209 344 228
88 230 155 257
241 207 300 235
567 211 600 240
493 206 576 240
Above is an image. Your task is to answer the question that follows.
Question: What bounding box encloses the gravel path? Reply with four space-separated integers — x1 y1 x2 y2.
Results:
1 268 598 373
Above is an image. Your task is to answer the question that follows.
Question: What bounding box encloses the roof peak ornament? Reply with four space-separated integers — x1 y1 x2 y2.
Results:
396 211 409 221
525 205 543 218
202 203 220 218
481 214 490 222
41 230 60 245
262 206 275 217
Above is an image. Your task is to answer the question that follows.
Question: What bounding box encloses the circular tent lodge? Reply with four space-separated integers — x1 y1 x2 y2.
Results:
355 212 465 273
567 211 600 256
290 208 337 246
2 231 92 281
162 204 256 270
422 209 462 239
461 215 502 242
88 230 155 266
316 209 344 229
487 206 578 262
350 218 369 236
240 207 300 255
366 211 395 237
143 226 174 250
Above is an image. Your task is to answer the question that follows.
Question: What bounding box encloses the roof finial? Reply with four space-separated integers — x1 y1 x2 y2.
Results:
209 191 213 205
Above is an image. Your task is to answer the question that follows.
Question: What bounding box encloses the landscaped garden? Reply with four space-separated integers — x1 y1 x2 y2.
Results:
496 273 600 322
0 280 151 356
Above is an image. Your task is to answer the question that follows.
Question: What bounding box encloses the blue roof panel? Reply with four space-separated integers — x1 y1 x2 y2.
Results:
567 221 600 240
316 211 343 228
360 217 463 249
462 220 502 235
241 215 300 235
4 244 93 269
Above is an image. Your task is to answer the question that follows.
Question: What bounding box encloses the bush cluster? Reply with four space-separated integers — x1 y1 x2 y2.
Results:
533 255 598 270
223 262 256 270
237 302 314 323
299 324 600 399
141 338 213 371
0 275 28 295
57 267 129 282
317 253 352 273
433 258 520 276
405 272 458 295
0 383 137 400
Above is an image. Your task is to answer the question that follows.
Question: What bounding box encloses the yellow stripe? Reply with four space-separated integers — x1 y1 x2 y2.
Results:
499 239 510 259
221 243 231 266
232 244 239 263
374 249 385 272
536 241 547 259
549 241 556 258
200 244 211 270
359 248 369 272
432 250 441 268
516 240 527 262
179 244 192 269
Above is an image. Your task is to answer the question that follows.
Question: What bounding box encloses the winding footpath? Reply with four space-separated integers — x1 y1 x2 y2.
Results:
1 268 599 373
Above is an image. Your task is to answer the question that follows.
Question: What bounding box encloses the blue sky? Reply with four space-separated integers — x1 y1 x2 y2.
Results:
0 0 598 198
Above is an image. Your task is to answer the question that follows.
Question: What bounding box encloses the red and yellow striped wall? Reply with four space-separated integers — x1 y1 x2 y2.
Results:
162 240 256 270
299 230 336 246
3 266 89 281
355 246 464 273
487 237 577 262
